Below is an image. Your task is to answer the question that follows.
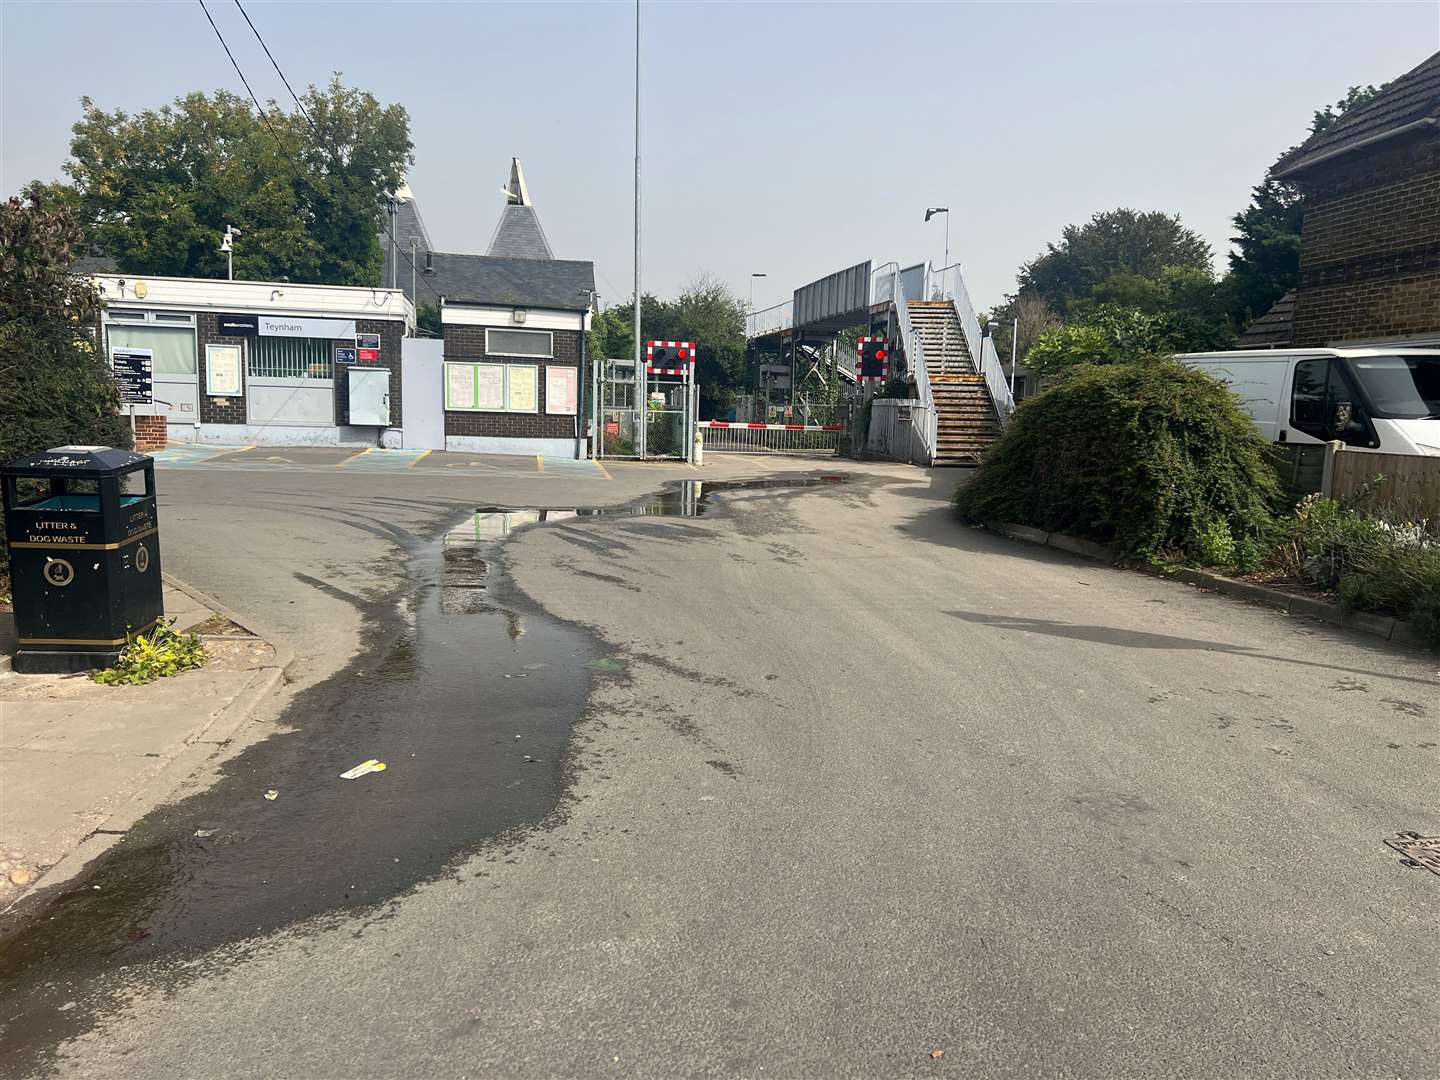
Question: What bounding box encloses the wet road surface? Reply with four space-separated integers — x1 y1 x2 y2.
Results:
0 474 846 1071
1 459 1436 1078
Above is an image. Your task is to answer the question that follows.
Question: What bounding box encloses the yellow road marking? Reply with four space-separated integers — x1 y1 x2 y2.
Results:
409 449 433 467
594 459 613 480
336 448 373 467
535 455 544 473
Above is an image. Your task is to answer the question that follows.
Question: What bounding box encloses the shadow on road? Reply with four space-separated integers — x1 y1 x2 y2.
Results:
947 610 1434 687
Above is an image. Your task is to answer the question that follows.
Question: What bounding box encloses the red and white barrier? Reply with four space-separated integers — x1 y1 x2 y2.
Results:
698 420 843 455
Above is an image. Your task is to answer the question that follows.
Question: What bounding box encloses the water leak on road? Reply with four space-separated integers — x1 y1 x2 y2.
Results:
0 473 846 1068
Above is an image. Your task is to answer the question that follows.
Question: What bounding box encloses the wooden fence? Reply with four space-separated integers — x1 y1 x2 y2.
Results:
1323 443 1440 522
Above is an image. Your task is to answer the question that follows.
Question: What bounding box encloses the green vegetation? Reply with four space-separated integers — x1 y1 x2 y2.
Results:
27 78 412 286
1268 495 1440 646
94 620 208 685
954 358 1278 564
1 192 130 585
588 275 747 417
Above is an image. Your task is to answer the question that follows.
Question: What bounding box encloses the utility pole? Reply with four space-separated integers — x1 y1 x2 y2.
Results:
389 197 398 290
632 0 645 460
410 238 418 310
222 224 240 281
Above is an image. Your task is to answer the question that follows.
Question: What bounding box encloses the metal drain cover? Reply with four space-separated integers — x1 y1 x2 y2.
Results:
1384 833 1440 875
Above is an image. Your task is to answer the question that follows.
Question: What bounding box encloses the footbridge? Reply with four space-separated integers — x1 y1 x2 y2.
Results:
746 260 1014 465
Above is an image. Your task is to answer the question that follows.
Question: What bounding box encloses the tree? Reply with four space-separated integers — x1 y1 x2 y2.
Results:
416 302 442 337
1017 209 1213 318
0 193 130 575
984 292 1060 369
39 79 412 285
593 279 747 417
1310 84 1385 136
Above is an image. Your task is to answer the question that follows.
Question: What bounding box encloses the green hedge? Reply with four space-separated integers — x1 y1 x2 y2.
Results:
954 358 1278 562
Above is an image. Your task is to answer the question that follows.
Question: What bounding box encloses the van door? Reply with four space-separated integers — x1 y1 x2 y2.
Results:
1286 357 1380 450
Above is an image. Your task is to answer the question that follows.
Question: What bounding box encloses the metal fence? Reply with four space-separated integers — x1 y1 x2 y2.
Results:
699 421 841 455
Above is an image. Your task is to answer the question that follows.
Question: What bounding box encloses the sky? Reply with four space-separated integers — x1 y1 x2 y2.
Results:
3 1 1437 314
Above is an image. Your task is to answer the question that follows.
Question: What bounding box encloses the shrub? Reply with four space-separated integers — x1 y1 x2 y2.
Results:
94 620 207 685
1271 495 1440 646
954 357 1279 561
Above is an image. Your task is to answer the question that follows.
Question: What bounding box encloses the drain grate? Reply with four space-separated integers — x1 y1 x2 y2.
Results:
1384 833 1440 875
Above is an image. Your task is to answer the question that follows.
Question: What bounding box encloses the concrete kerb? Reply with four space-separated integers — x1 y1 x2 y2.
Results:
0 575 295 912
983 521 1432 651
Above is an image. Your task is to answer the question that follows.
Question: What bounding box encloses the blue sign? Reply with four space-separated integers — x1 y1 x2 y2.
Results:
335 347 358 365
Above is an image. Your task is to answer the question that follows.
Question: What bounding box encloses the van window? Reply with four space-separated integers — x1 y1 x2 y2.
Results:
1290 358 1373 447
1347 355 1440 419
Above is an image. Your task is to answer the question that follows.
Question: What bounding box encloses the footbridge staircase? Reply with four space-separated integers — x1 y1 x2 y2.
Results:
746 260 1014 466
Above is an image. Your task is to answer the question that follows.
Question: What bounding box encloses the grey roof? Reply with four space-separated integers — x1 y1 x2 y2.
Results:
1273 51 1440 177
424 253 594 310
72 254 119 274
486 204 554 259
1237 291 1296 347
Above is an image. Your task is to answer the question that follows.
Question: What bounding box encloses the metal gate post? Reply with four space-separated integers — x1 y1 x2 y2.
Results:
638 364 648 460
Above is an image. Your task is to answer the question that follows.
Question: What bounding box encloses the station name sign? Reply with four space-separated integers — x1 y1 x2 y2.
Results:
218 314 358 340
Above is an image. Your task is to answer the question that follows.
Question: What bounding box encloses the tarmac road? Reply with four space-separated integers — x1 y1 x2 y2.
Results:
2 451 1436 1078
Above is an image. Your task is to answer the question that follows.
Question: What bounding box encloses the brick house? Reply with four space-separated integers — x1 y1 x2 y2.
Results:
388 160 597 457
1270 50 1440 347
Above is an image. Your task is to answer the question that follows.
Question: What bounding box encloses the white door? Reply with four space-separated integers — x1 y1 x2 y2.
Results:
401 339 445 449
348 368 391 426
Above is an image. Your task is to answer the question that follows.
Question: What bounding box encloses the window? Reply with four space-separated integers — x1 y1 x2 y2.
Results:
485 328 553 358
1290 358 1373 447
248 337 333 380
105 311 197 375
1347 355 1440 419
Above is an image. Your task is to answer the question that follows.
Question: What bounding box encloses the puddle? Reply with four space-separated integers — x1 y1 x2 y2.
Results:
0 472 847 1067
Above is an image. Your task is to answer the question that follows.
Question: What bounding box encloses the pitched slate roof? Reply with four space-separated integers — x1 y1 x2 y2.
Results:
424 253 594 311
1273 51 1440 177
1236 291 1296 347
486 204 554 259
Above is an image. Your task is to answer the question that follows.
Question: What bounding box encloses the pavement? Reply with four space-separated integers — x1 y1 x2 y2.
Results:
0 450 1436 1078
0 579 283 910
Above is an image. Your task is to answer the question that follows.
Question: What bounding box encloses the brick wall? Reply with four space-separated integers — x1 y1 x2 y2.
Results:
197 313 250 425
1293 134 1440 346
334 318 406 427
442 324 581 439
133 415 167 452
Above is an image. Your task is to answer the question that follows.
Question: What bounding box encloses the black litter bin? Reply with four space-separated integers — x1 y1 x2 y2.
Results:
2 446 163 673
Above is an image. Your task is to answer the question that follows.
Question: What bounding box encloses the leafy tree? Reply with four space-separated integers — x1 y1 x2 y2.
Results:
1310 84 1385 136
416 302 442 337
983 291 1060 369
1017 209 1213 318
37 79 411 285
594 278 747 417
0 193 130 576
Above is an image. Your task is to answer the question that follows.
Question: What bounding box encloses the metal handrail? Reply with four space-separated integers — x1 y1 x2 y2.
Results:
888 266 938 461
931 262 1015 420
745 299 793 340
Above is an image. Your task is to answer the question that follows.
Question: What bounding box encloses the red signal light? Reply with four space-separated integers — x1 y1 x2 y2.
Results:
875 349 886 361
677 348 689 359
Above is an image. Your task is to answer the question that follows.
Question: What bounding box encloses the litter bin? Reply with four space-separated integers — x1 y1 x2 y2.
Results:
2 446 163 673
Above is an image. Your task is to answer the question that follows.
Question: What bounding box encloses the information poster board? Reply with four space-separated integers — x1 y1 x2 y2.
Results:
476 364 505 410
445 363 476 409
111 347 153 404
205 343 243 397
545 366 578 415
505 365 537 413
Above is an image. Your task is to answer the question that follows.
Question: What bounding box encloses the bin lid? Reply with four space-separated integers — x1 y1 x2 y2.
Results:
1 445 150 478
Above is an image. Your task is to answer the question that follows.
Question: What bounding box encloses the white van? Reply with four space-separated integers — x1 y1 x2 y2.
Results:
1176 348 1440 457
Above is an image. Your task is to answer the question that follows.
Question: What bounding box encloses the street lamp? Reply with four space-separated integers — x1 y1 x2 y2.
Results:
924 206 949 275
749 272 767 315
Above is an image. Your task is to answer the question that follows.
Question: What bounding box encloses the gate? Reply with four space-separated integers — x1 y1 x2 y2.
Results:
699 421 843 455
596 344 697 462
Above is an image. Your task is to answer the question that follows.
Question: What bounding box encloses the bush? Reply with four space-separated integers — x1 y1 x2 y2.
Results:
955 357 1279 561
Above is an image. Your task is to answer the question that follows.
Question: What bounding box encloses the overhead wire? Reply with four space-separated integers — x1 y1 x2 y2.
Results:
195 0 445 330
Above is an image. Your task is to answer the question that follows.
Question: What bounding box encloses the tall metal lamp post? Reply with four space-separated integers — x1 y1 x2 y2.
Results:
925 206 949 282
748 272 766 315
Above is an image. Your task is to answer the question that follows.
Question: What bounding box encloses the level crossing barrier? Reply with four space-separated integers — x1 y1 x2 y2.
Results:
699 421 842 455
